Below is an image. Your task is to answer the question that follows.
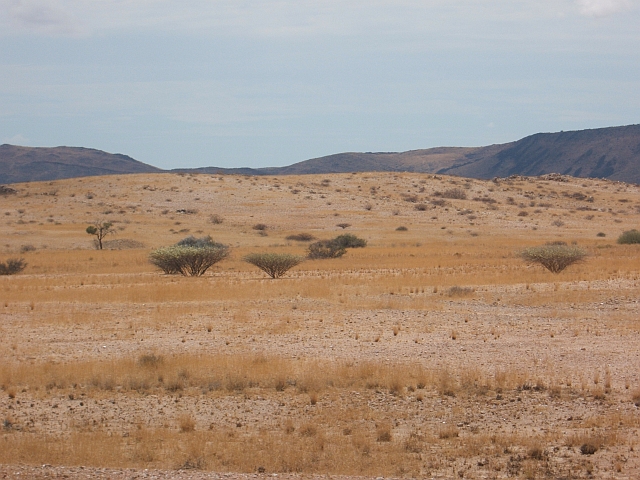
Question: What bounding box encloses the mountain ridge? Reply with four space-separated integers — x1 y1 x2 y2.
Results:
2 124 640 184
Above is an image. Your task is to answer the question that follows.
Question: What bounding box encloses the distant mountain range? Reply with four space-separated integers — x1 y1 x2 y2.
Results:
2 124 640 184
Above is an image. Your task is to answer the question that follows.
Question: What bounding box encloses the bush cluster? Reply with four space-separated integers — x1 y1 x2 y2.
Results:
520 245 586 273
0 258 27 275
617 229 640 244
307 234 367 259
439 188 467 200
149 236 229 276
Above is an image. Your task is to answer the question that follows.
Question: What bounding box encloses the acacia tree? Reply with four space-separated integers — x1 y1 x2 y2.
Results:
86 221 115 250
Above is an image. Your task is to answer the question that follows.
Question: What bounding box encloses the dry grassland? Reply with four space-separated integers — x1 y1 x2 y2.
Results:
1 172 640 479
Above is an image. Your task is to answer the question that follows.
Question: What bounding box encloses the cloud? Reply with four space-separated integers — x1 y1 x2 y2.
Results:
575 0 634 17
0 0 81 35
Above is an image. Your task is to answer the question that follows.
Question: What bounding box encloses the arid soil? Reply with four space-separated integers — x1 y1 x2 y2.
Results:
1 172 640 479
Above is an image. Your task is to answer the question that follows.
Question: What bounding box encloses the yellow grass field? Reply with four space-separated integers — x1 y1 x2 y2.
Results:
1 172 639 479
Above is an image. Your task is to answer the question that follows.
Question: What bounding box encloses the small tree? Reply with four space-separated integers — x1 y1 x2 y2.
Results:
617 229 640 244
86 221 115 250
0 258 27 275
520 245 586 273
244 253 304 278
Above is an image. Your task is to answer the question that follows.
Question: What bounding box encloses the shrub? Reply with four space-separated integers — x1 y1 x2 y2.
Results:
333 234 367 249
440 188 467 200
307 240 347 259
209 214 224 224
580 441 599 455
520 245 586 273
138 354 164 367
286 233 316 242
617 229 640 244
446 286 474 297
401 194 419 203
244 253 304 278
149 237 229 276
396 226 408 231
0 258 27 275
307 234 367 259
252 223 268 231
176 235 225 249
336 223 351 229
473 196 497 204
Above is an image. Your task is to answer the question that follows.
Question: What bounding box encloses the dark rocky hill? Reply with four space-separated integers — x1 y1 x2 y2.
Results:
3 125 640 184
184 125 640 183
438 124 640 182
0 145 161 184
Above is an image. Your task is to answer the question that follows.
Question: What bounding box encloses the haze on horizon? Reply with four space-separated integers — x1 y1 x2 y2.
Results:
1 0 639 170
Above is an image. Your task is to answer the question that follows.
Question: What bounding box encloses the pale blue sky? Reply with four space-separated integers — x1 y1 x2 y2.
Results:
1 1 639 169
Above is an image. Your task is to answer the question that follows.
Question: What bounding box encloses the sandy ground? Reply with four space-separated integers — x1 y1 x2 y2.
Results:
1 172 640 479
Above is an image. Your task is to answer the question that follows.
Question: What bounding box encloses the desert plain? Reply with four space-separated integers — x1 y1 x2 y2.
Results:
1 171 639 479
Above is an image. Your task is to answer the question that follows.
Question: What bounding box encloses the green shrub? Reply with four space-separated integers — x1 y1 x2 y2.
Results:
149 237 229 276
617 229 640 244
307 234 367 259
286 233 316 242
244 253 304 278
307 240 346 259
333 234 367 249
520 245 586 273
176 235 225 249
0 258 27 275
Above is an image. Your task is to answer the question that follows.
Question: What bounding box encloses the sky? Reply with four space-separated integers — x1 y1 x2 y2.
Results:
1 0 639 170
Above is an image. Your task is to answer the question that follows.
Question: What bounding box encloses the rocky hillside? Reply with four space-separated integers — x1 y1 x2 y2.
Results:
0 144 161 183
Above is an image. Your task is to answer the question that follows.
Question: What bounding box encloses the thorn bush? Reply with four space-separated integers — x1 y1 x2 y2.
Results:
520 244 586 273
0 258 27 275
286 233 316 242
333 234 367 249
307 240 347 259
617 229 640 244
243 253 304 278
307 234 367 259
149 236 229 276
